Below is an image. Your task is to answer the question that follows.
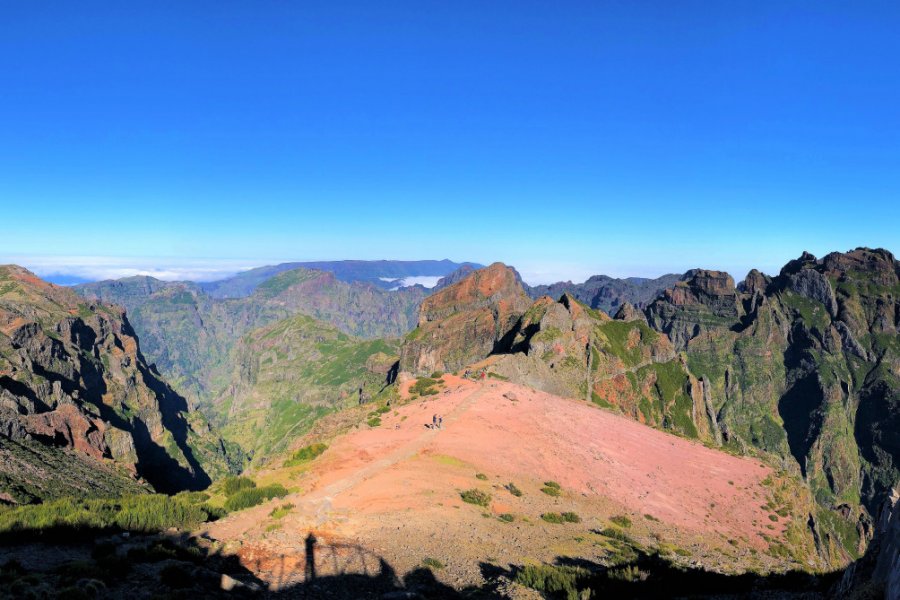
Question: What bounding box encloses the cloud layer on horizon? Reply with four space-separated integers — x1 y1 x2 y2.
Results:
1 255 261 283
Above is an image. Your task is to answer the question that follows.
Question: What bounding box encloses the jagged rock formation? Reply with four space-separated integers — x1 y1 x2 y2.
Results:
527 272 683 314
838 487 900 599
396 249 900 566
644 248 900 562
0 266 236 500
399 263 531 375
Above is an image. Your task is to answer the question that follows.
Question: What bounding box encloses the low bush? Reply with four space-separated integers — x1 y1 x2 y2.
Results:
429 371 444 379
269 503 295 520
542 512 565 524
609 515 632 528
515 564 585 598
367 416 382 428
224 484 289 512
284 443 328 467
422 557 445 569
544 481 561 489
410 378 441 396
561 512 581 523
0 495 218 536
476 473 488 481
541 486 561 497
499 513 515 522
460 489 491 507
506 482 523 497
222 476 256 497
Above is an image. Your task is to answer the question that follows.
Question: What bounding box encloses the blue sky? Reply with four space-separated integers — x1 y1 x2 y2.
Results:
1 2 898 284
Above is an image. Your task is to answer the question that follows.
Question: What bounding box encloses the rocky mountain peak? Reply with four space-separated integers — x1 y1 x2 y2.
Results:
400 264 530 375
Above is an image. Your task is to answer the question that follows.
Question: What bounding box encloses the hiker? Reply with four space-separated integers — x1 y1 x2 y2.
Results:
432 414 437 429
438 415 443 429
480 370 486 381
464 369 470 379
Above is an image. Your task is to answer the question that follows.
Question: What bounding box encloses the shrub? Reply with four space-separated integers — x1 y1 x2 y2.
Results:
0 495 216 536
476 473 488 481
410 378 441 396
422 557 444 569
224 484 289 512
542 512 565 524
609 515 632 528
284 443 328 467
541 486 561 497
608 565 648 582
499 513 515 522
515 564 584 597
222 476 256 497
367 417 382 428
269 503 295 520
561 512 581 523
460 489 491 507
506 483 523 497
429 371 444 379
544 481 561 489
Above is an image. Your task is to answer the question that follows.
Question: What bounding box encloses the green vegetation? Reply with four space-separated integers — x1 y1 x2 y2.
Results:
223 484 288 512
475 473 488 481
609 515 632 528
498 513 515 522
410 377 442 397
506 482 523 497
222 476 255 496
269 503 295 520
541 482 562 497
367 416 382 427
542 512 580 524
460 489 491 507
542 512 565 524
0 494 220 535
284 443 328 467
422 557 445 570
515 564 585 599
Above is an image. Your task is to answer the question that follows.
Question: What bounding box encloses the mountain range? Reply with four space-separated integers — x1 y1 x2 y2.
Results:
1 252 897 598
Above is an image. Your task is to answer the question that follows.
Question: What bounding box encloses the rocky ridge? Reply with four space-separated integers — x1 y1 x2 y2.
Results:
0 266 235 501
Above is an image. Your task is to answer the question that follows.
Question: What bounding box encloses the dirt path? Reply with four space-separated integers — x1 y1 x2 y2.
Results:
205 377 789 591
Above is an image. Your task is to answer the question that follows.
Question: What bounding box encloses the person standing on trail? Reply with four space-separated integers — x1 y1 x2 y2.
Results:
438 415 443 429
432 414 437 429
480 370 486 381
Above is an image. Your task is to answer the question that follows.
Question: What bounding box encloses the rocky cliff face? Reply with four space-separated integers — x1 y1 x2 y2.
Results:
0 266 235 500
644 248 900 562
400 263 531 375
838 487 900 599
527 273 683 314
77 268 426 406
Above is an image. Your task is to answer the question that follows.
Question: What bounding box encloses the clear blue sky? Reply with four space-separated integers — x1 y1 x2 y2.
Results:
1 1 898 284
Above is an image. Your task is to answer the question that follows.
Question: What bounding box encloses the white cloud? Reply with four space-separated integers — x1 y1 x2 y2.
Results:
379 276 443 289
0 255 263 283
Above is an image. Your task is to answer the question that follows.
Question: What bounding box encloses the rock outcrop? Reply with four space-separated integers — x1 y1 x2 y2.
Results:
643 248 900 564
0 266 235 500
527 273 682 315
645 269 740 350
399 263 531 375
